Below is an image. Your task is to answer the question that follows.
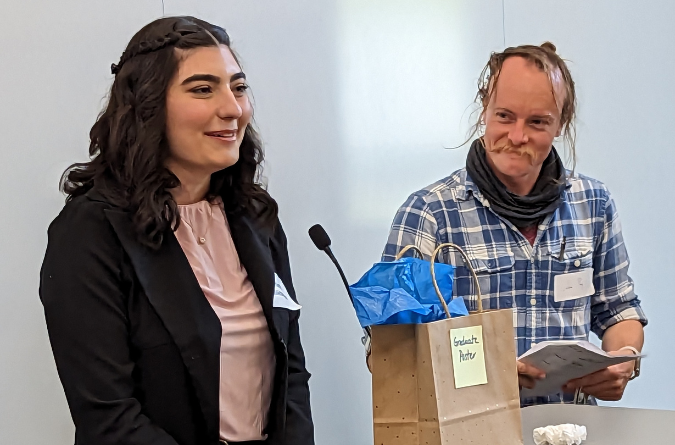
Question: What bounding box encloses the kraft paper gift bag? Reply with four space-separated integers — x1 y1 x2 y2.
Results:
370 244 523 445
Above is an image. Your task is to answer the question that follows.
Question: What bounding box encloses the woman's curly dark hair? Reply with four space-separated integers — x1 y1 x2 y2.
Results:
62 16 278 249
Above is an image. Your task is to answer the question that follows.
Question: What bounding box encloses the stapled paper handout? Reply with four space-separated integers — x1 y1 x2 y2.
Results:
519 340 641 398
273 273 302 310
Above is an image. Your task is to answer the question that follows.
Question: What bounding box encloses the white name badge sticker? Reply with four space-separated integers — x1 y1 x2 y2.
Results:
554 268 595 302
273 273 302 310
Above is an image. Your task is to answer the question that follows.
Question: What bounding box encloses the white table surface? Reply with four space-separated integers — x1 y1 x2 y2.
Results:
521 404 675 445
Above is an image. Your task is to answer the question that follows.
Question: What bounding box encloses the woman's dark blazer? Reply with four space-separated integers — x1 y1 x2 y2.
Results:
39 189 314 445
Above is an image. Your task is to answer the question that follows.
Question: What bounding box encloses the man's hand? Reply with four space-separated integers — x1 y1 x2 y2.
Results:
562 351 636 401
517 360 546 389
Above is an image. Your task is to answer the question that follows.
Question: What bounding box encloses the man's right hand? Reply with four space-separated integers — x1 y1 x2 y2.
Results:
517 360 546 389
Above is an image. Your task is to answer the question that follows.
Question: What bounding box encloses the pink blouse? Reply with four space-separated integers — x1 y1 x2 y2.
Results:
175 198 275 442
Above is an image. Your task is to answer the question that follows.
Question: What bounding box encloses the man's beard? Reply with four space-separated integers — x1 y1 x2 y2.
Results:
485 140 536 166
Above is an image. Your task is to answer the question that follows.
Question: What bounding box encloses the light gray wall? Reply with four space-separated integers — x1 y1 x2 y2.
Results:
0 1 672 444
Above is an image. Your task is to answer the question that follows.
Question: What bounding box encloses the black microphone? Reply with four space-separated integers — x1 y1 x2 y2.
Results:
308 224 354 305
309 223 371 349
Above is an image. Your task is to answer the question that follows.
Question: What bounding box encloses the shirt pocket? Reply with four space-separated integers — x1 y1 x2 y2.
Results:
546 238 595 309
451 249 516 311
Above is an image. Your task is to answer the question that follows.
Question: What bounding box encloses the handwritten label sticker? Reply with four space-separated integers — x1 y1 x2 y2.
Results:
450 325 488 389
554 268 595 302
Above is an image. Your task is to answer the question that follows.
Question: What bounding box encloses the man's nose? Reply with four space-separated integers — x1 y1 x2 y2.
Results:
508 120 529 146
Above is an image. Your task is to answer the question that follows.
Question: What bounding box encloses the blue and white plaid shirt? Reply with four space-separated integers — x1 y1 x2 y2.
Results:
382 168 647 406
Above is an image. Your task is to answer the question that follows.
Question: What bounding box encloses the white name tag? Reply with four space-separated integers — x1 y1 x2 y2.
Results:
273 273 302 310
554 268 595 302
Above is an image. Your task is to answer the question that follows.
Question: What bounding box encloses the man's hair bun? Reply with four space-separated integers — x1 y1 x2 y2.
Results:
541 41 557 53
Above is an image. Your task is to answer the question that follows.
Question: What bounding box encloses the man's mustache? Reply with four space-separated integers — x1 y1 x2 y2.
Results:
487 143 536 165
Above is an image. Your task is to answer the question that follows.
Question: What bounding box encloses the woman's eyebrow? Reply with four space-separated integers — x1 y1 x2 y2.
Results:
181 74 221 85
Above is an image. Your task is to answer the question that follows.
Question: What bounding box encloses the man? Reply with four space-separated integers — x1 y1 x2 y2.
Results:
381 42 646 406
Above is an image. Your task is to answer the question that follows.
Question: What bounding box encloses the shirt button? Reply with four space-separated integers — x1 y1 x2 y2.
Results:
574 259 581 267
530 298 537 305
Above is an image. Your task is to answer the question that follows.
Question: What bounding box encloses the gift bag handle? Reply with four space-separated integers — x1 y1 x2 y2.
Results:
432 243 483 315
394 245 425 260
394 244 483 317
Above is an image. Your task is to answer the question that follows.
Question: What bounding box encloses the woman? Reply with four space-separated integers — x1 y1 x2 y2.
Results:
40 16 314 445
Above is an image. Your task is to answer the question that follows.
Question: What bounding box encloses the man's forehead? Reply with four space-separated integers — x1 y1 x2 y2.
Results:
492 56 565 114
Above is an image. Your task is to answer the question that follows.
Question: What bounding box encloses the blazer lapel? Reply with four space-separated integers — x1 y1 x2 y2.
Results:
226 212 277 339
104 209 222 439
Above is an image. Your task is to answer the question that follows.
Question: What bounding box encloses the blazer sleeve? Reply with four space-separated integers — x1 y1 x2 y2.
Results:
39 199 179 445
270 222 315 445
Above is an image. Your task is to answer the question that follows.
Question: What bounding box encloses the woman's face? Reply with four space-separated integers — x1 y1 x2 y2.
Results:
165 44 252 181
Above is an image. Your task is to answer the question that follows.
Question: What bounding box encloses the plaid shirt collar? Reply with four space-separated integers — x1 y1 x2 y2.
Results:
456 168 574 204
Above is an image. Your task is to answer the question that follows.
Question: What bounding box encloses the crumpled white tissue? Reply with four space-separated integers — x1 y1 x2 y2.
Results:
533 424 587 445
